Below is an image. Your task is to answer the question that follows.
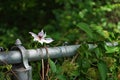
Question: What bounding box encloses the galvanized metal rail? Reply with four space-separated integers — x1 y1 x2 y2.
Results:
0 39 80 80
0 39 118 80
0 45 80 65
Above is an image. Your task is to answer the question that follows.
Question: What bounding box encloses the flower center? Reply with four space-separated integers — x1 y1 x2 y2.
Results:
38 35 43 40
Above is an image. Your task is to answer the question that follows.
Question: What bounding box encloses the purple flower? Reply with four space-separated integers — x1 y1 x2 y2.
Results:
29 30 53 45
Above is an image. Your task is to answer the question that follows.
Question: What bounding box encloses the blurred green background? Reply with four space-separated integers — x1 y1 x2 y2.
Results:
0 0 120 80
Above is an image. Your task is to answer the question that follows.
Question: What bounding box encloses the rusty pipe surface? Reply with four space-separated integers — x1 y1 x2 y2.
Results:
0 45 80 65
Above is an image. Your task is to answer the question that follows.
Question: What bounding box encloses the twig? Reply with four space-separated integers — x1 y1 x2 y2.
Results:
40 47 45 80
42 59 44 80
71 53 79 64
44 45 50 80
0 60 19 80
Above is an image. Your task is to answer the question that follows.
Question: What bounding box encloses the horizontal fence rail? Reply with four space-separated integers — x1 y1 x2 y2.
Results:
0 39 119 80
0 45 80 65
0 42 118 65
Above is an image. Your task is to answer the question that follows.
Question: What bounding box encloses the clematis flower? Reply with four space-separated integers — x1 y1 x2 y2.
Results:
29 30 53 45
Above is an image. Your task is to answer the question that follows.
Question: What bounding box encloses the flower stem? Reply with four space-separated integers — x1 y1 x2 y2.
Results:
44 44 50 79
42 59 44 80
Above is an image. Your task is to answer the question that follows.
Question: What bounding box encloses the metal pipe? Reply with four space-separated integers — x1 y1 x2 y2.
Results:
0 41 118 65
0 51 21 65
0 45 80 65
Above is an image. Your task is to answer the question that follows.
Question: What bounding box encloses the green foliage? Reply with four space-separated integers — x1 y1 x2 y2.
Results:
105 45 119 53
48 58 57 73
77 22 93 39
0 0 120 80
98 61 107 80
0 65 12 80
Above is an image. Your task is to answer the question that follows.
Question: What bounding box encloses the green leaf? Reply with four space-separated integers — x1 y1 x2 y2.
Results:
70 70 79 76
48 58 57 73
0 72 5 80
56 75 66 80
77 22 93 38
98 61 107 80
105 46 119 53
82 59 91 69
95 48 103 58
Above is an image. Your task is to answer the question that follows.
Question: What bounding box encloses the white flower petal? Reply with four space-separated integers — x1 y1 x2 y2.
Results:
29 32 39 41
38 29 44 37
43 32 46 38
38 40 44 45
29 30 54 45
43 38 54 43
